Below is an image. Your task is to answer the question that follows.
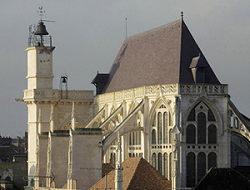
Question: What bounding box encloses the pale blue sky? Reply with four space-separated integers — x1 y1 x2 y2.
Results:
0 0 249 137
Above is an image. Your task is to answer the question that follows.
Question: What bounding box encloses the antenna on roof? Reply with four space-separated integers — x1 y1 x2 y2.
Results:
126 18 128 38
181 12 184 20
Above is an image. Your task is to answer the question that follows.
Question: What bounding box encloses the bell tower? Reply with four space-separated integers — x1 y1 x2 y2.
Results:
24 13 55 186
26 20 55 90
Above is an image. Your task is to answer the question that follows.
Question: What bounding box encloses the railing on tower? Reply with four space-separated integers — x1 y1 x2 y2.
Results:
28 23 52 47
28 35 52 47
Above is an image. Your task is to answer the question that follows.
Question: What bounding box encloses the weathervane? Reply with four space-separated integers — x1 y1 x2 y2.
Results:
37 6 45 21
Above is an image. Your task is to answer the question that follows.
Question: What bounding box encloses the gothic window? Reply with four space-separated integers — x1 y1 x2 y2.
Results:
186 102 218 187
164 112 168 144
186 152 195 187
187 108 195 121
152 129 156 144
158 153 162 174
186 124 196 144
208 152 217 169
158 112 163 144
208 109 215 121
163 153 168 179
197 152 206 182
208 124 217 144
197 112 206 144
152 153 156 168
152 104 171 145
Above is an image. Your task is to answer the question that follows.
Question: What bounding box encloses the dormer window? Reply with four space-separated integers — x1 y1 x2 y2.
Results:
190 54 208 83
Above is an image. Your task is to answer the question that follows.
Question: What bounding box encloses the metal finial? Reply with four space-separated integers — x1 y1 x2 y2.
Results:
37 6 45 21
181 12 184 20
126 18 128 38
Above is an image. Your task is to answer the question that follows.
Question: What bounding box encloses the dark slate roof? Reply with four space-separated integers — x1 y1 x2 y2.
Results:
190 54 208 68
101 19 220 94
194 168 250 190
88 157 171 190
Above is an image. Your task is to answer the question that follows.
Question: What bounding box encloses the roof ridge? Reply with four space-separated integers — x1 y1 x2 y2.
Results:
179 17 184 83
126 157 142 190
124 19 181 42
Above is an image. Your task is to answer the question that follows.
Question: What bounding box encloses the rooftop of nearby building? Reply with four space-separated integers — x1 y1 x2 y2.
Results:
96 17 220 94
88 157 171 190
194 168 250 190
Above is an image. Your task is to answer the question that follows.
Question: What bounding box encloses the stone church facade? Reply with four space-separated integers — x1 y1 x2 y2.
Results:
20 16 250 189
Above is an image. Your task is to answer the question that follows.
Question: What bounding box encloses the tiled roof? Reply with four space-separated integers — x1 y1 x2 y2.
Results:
101 19 220 94
194 168 250 190
88 157 171 190
102 163 115 177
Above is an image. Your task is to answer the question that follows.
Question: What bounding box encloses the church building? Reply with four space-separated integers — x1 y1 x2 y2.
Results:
20 14 250 189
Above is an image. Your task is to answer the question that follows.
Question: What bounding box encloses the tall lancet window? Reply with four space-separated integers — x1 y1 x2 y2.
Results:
152 104 171 146
163 112 169 144
158 112 162 144
197 112 206 144
186 101 218 187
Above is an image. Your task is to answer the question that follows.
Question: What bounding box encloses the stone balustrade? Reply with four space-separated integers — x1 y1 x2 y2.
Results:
23 89 93 100
96 83 228 104
180 84 228 95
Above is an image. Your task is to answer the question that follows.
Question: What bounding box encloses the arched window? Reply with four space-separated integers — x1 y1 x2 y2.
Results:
208 152 217 169
158 112 162 144
152 104 170 145
197 152 206 182
186 124 196 144
163 153 168 179
158 153 162 174
186 152 195 187
152 130 156 144
152 153 156 168
164 112 168 144
153 113 156 127
208 124 217 144
198 113 206 144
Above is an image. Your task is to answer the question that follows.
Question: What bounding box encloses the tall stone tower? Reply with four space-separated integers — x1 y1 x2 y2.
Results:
22 18 96 189
24 20 55 186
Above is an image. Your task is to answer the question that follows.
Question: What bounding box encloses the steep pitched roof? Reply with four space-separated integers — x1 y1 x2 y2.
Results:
101 18 220 94
88 157 171 190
